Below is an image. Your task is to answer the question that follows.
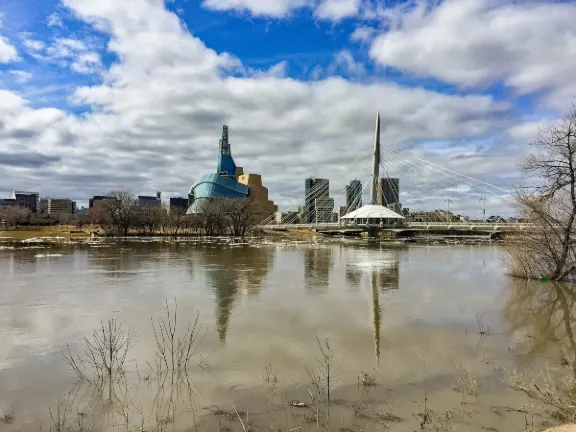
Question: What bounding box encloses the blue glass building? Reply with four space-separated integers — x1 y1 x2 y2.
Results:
187 126 249 214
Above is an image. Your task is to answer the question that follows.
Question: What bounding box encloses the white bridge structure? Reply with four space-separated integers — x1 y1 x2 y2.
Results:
259 221 533 231
259 111 525 237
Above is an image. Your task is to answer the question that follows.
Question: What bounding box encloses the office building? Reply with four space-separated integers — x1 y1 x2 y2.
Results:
39 198 76 214
169 197 189 212
377 178 400 206
0 198 17 209
12 191 39 212
305 178 333 223
345 179 362 213
274 211 299 224
138 192 162 207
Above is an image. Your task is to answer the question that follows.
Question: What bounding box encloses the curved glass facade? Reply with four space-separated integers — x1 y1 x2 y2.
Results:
187 173 249 214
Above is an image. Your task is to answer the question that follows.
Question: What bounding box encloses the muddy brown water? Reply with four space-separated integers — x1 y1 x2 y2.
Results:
0 239 573 431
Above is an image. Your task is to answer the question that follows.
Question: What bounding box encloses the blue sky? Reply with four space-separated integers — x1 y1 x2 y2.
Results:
0 0 575 215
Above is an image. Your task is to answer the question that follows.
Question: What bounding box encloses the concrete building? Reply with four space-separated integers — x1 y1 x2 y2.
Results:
314 197 335 223
39 198 76 214
138 192 162 206
345 179 362 213
275 211 299 224
377 178 400 206
236 173 277 219
187 125 277 221
169 197 189 212
12 191 39 212
0 198 17 209
305 178 333 223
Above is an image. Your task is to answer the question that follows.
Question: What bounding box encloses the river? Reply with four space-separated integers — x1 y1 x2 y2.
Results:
0 239 572 431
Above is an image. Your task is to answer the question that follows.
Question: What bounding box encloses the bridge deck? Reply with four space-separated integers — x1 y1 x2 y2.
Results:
260 222 532 231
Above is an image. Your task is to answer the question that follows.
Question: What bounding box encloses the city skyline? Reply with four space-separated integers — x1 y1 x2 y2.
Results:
0 0 573 211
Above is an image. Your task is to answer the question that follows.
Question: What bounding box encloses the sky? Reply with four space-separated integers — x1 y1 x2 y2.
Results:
0 0 575 213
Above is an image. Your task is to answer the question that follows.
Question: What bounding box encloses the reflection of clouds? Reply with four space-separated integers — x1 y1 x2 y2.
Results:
505 279 576 367
188 245 274 343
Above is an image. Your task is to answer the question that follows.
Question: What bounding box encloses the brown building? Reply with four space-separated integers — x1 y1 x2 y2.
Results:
235 167 277 221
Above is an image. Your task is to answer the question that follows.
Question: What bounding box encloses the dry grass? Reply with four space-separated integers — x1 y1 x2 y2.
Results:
507 368 576 423
0 229 89 240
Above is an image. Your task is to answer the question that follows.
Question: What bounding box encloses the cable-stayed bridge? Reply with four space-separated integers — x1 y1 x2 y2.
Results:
258 112 528 235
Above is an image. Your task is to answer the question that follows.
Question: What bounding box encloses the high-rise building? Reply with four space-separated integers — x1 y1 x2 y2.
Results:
305 178 333 223
377 178 400 206
169 197 189 212
12 191 39 212
345 179 362 214
138 191 162 207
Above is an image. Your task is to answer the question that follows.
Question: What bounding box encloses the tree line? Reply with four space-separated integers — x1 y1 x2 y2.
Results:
93 190 260 238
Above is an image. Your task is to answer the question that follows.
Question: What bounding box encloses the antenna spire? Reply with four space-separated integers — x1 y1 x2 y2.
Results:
370 112 381 205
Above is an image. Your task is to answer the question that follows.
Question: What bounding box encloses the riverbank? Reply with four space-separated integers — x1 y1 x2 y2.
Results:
0 228 497 248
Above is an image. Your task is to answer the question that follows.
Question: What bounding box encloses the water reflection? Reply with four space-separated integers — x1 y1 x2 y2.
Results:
505 279 576 368
304 247 333 293
190 245 274 343
342 247 401 364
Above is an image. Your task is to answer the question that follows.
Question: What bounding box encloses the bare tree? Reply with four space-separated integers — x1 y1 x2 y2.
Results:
0 207 30 229
222 198 257 238
199 199 227 236
508 104 576 282
135 205 164 236
164 206 188 236
96 190 138 237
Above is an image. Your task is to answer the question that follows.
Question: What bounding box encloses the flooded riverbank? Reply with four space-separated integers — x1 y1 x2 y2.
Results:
0 242 572 431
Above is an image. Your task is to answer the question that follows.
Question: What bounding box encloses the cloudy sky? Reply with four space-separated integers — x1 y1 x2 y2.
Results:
0 0 574 212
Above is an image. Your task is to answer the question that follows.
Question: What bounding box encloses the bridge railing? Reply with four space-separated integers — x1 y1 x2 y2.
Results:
258 222 534 230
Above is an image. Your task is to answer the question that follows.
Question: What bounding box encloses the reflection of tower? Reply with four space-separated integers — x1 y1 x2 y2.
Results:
189 246 273 342
343 248 401 365
346 265 362 288
304 247 333 293
372 272 381 364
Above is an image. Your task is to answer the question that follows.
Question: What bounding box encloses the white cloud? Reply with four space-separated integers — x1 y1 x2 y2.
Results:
71 52 102 74
327 50 366 76
0 0 540 209
9 70 33 83
47 12 65 28
0 36 20 63
47 37 88 58
350 26 377 43
369 0 576 110
315 0 361 21
201 0 311 17
22 38 46 52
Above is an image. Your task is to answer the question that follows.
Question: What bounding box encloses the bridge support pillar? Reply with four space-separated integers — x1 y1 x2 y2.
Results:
367 227 381 239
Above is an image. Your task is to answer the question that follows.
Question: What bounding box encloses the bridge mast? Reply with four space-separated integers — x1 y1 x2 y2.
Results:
370 111 381 205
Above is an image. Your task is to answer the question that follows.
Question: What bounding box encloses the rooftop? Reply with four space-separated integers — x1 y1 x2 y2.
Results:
341 204 404 220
